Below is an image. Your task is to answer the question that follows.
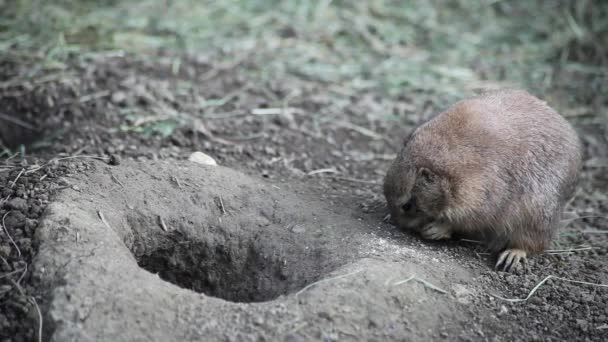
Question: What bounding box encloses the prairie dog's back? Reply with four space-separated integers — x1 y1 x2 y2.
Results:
409 90 577 173
405 89 581 229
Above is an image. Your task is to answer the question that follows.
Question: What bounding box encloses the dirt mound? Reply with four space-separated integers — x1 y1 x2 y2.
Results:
32 160 474 341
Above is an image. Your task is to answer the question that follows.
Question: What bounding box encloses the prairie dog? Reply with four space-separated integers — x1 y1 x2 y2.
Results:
383 89 581 271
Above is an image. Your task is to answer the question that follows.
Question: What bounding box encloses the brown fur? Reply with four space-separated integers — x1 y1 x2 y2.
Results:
384 89 582 262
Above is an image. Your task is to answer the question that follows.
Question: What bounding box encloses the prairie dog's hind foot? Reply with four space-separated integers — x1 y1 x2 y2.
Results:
495 248 527 272
419 222 452 240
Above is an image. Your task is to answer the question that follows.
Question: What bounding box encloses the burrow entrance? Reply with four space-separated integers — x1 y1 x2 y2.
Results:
126 211 348 303
69 161 360 303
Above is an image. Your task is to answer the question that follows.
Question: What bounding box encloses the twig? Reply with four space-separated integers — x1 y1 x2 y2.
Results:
30 296 43 342
158 216 168 232
6 151 21 161
0 268 24 280
10 168 25 188
335 120 384 140
172 176 182 188
218 196 226 215
76 90 110 104
296 269 363 297
16 263 27 286
332 176 378 185
0 113 36 130
392 275 415 286
98 211 112 230
307 168 338 176
110 174 124 187
545 246 593 254
491 275 608 303
251 107 302 115
1 211 21 257
392 275 448 294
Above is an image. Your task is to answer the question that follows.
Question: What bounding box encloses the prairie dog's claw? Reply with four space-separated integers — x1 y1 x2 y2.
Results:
495 249 527 272
420 222 452 240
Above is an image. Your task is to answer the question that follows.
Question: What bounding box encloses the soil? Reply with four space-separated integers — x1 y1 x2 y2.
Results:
0 54 607 342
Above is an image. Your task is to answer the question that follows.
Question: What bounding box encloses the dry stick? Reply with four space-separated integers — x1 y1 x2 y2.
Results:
10 168 25 188
0 268 24 280
492 275 608 303
0 113 36 130
295 269 363 297
5 151 21 162
392 275 448 294
1 211 21 258
172 176 182 188
16 263 27 286
332 176 378 185
307 168 338 176
545 246 593 254
97 211 112 231
30 296 43 342
158 216 168 232
335 120 384 141
110 174 124 187
218 196 226 215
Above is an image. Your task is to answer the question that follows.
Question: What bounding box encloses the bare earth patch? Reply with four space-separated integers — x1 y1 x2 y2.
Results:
34 160 474 341
1 53 606 341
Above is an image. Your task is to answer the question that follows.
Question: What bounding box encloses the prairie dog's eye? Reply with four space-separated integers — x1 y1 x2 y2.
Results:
419 168 434 183
402 197 415 212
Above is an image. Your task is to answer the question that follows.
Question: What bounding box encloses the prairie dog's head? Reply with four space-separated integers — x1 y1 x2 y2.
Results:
383 152 450 231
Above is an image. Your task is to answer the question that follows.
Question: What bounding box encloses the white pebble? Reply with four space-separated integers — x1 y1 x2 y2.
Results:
188 152 217 166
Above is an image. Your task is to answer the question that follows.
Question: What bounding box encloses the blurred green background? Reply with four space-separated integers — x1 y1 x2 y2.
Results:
2 0 606 118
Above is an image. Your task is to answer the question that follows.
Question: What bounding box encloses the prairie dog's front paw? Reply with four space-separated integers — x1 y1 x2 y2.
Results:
419 222 452 240
495 248 527 272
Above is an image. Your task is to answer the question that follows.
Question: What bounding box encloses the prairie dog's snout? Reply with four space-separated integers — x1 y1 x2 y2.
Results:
383 89 582 271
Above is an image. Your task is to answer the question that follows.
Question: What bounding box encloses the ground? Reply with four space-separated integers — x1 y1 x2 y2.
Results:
1 1 607 341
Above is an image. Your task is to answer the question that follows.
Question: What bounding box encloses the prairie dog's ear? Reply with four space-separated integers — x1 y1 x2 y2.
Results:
418 167 437 184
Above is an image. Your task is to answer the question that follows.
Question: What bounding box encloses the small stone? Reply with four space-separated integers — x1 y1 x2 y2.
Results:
188 152 217 166
111 91 127 104
253 316 264 326
108 154 121 166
